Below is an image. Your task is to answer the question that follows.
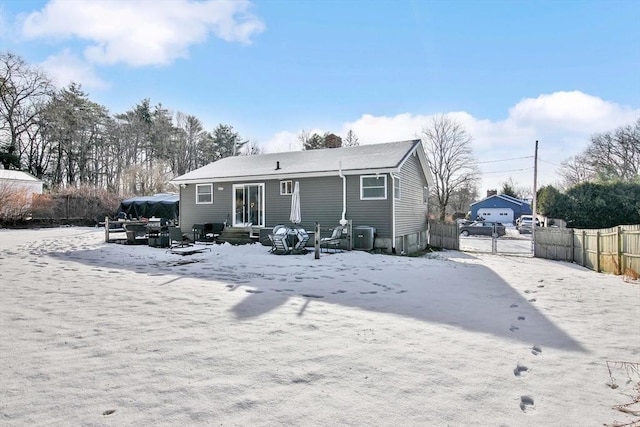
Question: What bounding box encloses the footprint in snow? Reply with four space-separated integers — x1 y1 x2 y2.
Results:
510 303 518 308
245 289 263 294
360 291 377 295
331 290 347 294
509 325 520 332
302 294 324 299
518 316 525 321
531 345 542 356
513 364 529 377
520 395 535 412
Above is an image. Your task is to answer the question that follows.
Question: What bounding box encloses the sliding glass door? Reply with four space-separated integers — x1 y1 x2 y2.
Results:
233 183 264 227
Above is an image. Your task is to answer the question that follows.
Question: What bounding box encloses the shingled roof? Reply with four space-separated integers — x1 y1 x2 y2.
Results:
172 139 432 185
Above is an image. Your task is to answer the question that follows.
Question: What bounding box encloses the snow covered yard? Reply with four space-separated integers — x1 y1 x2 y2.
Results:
1 227 638 426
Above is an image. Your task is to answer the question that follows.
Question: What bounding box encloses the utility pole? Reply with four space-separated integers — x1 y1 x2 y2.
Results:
531 140 538 255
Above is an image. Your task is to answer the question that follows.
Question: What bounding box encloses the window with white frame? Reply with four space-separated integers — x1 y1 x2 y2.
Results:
196 184 213 204
423 186 429 204
361 175 387 200
393 176 401 200
280 180 293 195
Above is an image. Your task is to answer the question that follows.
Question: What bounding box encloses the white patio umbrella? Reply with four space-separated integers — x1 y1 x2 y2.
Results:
290 181 301 224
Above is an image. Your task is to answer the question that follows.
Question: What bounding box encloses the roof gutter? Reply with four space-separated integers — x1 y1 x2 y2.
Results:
170 168 398 186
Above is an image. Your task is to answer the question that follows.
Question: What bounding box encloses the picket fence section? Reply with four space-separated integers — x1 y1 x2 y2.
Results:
428 221 459 251
534 224 640 276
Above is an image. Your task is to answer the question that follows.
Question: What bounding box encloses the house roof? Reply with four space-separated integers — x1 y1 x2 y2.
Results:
171 139 433 185
470 194 530 207
0 170 42 183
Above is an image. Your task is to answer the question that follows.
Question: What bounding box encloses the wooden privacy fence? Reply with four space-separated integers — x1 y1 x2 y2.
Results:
534 225 640 276
428 221 459 251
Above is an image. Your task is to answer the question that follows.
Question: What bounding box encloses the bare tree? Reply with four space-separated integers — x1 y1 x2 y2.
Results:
559 153 596 188
242 140 262 155
500 177 532 199
297 130 310 150
448 181 478 215
559 119 640 188
343 129 359 147
421 114 479 221
0 52 54 169
586 118 640 182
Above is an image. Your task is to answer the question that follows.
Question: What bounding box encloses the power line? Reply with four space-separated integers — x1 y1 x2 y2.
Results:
477 156 533 164
482 167 534 174
538 158 561 166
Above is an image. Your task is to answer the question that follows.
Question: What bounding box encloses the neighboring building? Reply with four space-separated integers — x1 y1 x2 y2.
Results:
0 169 44 218
171 140 433 254
470 194 532 224
0 170 43 197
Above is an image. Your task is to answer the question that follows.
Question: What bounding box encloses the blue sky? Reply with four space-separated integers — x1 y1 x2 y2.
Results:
1 0 639 193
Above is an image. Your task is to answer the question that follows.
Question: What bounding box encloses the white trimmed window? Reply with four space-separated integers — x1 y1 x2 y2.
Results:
280 180 293 195
196 184 213 204
423 186 429 204
393 176 401 200
361 175 387 200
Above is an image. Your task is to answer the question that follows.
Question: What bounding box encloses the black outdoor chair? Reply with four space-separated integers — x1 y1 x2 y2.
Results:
169 226 192 248
192 222 225 244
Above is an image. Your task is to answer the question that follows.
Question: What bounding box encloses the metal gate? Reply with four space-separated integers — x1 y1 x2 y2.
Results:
459 226 533 255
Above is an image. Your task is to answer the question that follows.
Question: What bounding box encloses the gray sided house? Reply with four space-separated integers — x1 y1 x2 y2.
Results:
171 139 434 254
470 194 532 224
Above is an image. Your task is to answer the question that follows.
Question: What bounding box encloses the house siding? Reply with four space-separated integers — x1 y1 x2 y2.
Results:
395 152 428 236
344 174 392 237
179 183 232 230
180 177 346 233
181 174 410 244
266 176 344 230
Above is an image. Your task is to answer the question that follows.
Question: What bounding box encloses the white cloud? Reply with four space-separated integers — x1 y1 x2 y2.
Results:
261 128 333 154
508 91 637 132
259 91 640 193
40 49 110 90
261 131 303 153
20 0 266 67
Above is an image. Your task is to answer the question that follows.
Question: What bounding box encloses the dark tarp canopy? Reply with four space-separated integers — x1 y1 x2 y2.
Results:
117 193 179 222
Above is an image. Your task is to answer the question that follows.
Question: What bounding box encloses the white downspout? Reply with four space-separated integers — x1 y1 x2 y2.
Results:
391 172 397 253
339 161 347 226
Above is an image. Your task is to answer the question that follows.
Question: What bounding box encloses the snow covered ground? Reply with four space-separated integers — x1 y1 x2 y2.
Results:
1 227 638 426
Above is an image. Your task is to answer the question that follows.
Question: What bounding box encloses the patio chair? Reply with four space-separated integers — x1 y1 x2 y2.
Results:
291 227 309 254
192 223 216 244
320 226 344 253
209 222 225 240
269 225 289 254
122 222 148 245
169 226 192 248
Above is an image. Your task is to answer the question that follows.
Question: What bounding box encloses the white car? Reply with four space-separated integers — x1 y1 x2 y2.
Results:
517 215 540 227
516 215 541 233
